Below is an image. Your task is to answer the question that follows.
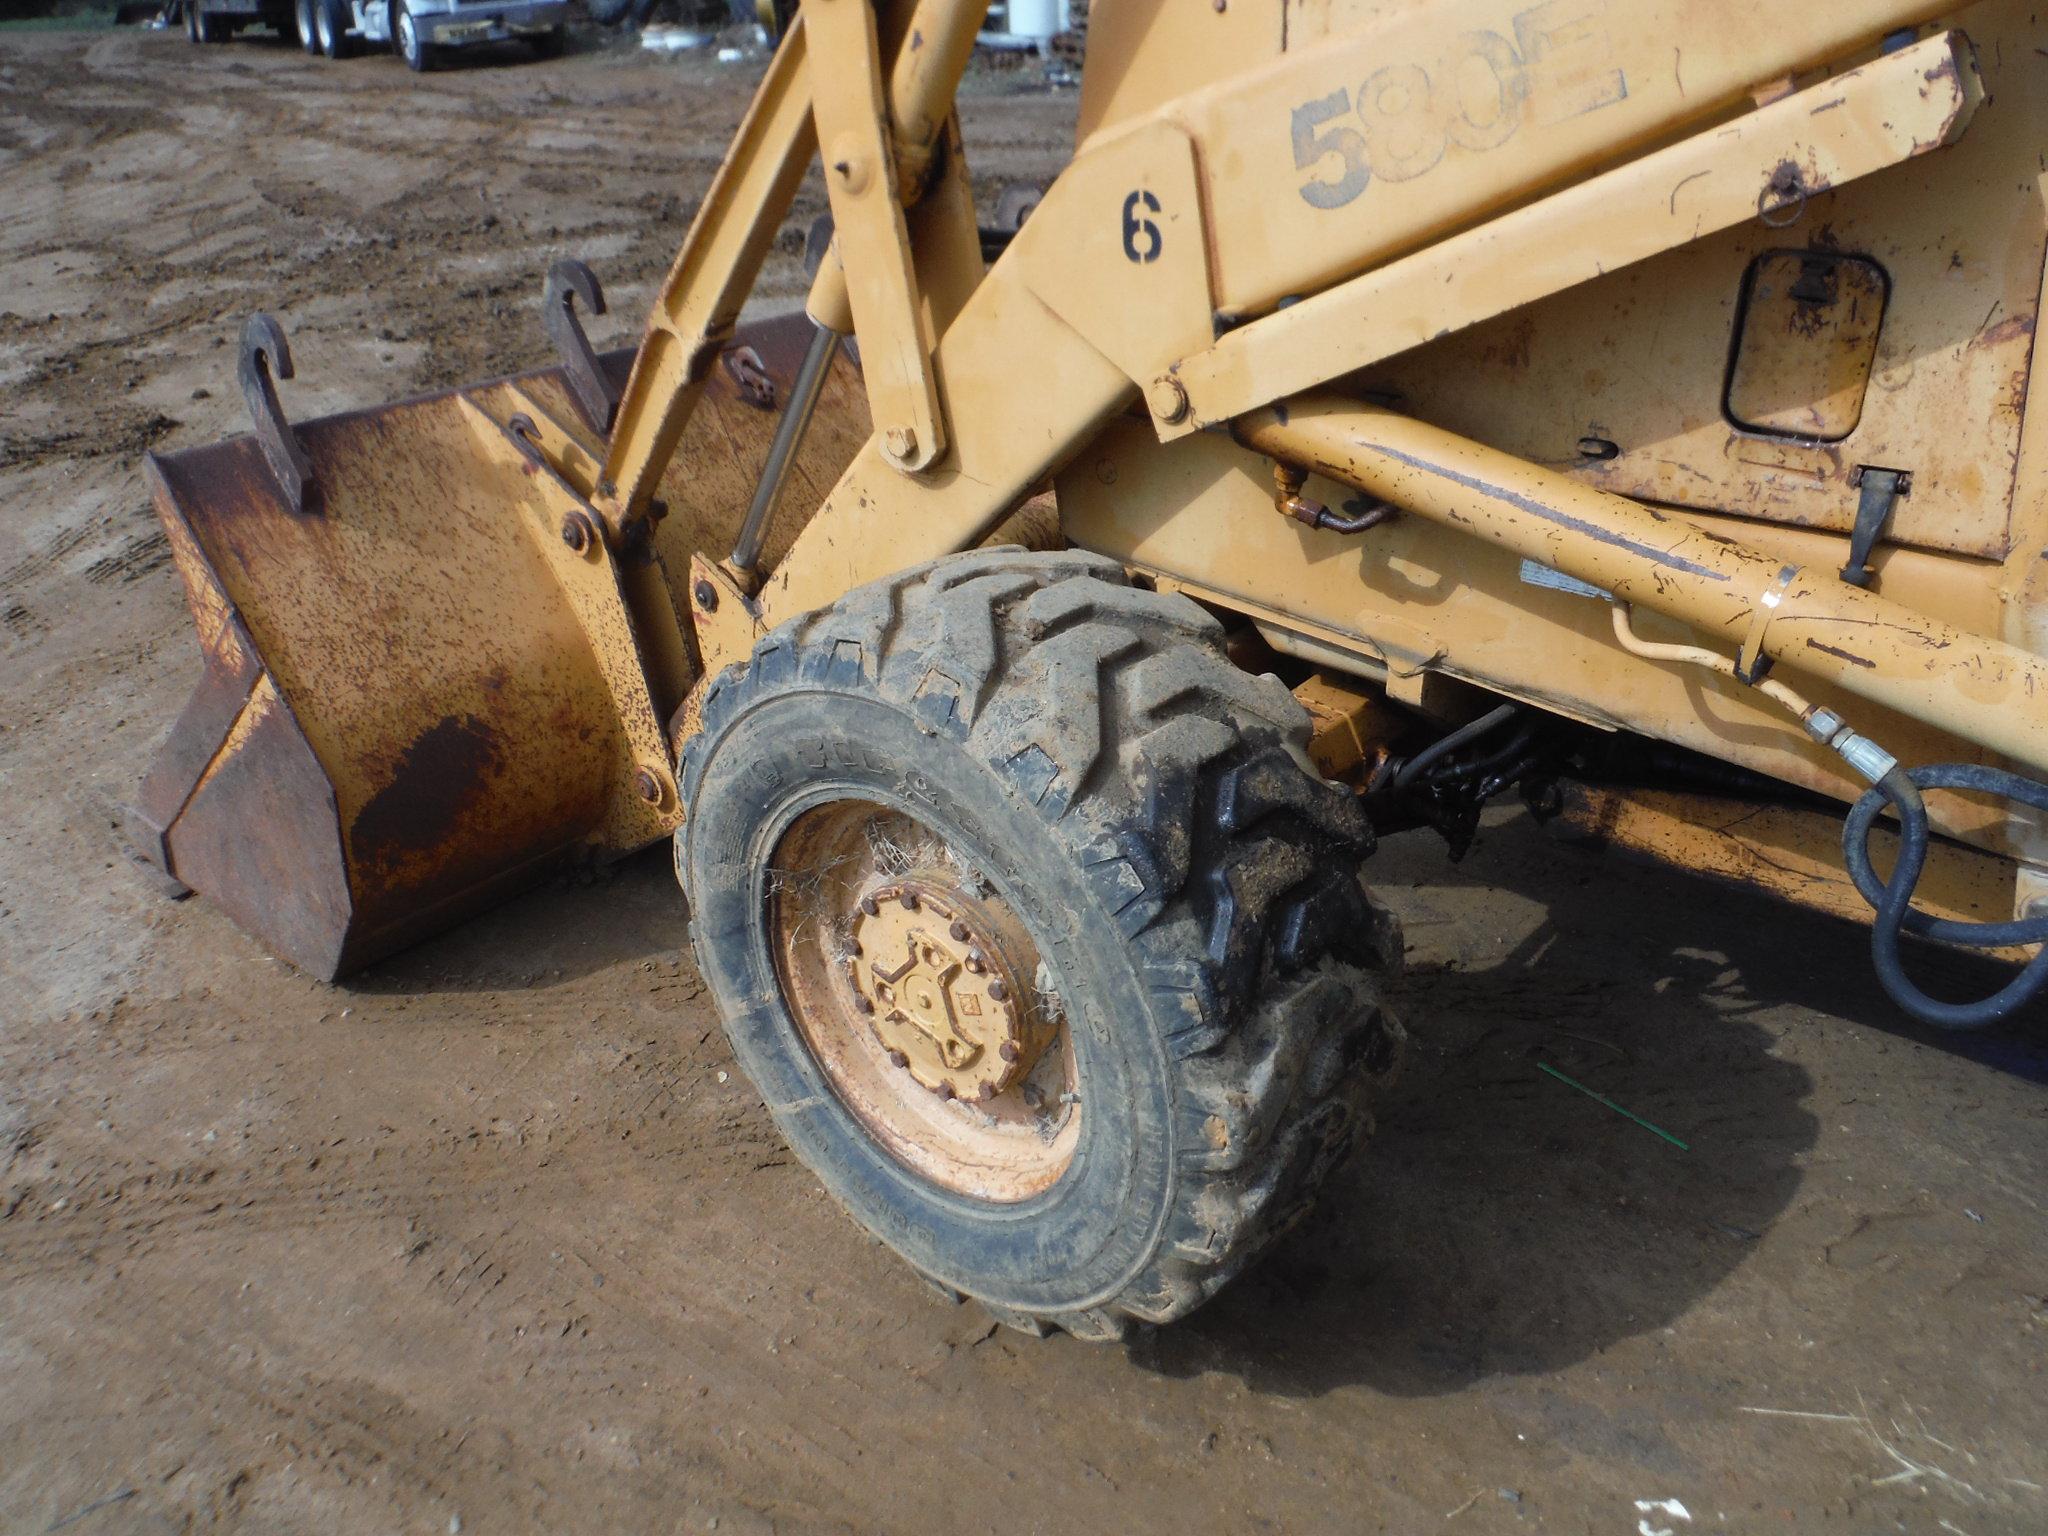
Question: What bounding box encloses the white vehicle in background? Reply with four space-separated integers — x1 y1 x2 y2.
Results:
290 0 568 69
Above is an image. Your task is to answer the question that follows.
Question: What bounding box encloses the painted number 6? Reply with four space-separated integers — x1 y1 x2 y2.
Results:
1122 189 1162 263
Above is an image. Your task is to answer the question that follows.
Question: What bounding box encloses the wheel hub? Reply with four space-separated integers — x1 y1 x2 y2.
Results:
845 881 1052 1103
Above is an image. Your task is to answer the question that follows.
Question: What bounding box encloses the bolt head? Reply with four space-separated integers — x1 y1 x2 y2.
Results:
899 891 919 911
692 578 719 612
887 1048 907 1067
1148 375 1190 424
882 426 919 463
560 513 591 553
827 133 872 195
860 894 880 917
987 978 1008 1003
633 767 664 805
949 920 970 942
936 1082 955 1101
998 1041 1019 1063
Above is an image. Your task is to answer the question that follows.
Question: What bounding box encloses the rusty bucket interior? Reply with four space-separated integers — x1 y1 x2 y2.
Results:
130 311 871 980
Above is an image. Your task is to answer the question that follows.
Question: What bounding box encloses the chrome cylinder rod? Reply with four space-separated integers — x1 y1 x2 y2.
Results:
732 322 842 579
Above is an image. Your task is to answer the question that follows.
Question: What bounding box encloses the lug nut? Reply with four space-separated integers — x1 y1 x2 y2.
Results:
859 894 880 916
936 1081 955 1101
987 979 1008 1002
979 1082 998 1102
998 1041 1018 1063
857 997 876 1016
949 920 970 942
888 1048 907 1067
899 891 919 911
965 950 985 974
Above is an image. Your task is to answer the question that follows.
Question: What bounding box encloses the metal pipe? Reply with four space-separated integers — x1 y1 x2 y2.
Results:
1238 396 2048 778
732 322 842 579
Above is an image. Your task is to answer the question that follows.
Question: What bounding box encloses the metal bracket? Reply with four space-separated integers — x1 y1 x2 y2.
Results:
544 258 620 436
1841 467 1910 589
238 314 315 516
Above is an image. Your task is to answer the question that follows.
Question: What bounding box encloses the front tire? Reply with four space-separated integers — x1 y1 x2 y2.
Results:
315 0 351 57
679 549 1404 1339
393 0 430 69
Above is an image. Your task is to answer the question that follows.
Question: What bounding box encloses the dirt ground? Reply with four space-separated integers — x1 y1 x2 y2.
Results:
4 22 2048 1536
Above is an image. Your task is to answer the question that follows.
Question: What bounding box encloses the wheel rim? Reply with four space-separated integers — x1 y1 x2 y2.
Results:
398 9 415 54
767 800 1080 1202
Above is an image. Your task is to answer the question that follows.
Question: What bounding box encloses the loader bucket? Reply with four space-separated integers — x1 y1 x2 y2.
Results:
130 311 872 979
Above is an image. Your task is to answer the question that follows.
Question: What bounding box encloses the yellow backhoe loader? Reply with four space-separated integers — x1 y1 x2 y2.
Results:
132 0 2048 1337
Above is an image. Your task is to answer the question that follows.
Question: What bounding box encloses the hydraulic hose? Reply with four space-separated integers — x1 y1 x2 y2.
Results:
1390 703 1520 791
1843 764 2048 1029
1609 601 2048 1028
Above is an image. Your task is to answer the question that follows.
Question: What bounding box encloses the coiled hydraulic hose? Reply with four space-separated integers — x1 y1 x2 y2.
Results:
1843 764 2048 1029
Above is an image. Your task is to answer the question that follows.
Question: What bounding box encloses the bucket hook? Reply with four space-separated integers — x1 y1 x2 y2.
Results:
238 313 315 516
544 258 620 435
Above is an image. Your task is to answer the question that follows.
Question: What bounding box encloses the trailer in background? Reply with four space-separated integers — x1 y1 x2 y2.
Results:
180 0 567 67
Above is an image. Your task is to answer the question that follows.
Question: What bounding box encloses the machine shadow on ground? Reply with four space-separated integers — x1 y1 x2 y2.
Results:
1143 814 1822 1399
347 844 691 996
1141 812 2045 1397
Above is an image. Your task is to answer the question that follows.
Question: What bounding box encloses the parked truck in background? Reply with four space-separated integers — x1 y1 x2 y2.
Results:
182 0 567 67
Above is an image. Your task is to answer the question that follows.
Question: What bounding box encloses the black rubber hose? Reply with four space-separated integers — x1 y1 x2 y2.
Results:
1437 719 1539 786
1842 762 2048 1028
1390 703 1520 792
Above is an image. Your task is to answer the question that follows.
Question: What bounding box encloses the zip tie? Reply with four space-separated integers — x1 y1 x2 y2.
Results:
1537 1062 1690 1150
1736 564 1799 684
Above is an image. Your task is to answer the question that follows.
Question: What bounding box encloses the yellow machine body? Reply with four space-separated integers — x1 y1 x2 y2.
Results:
137 0 2048 974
